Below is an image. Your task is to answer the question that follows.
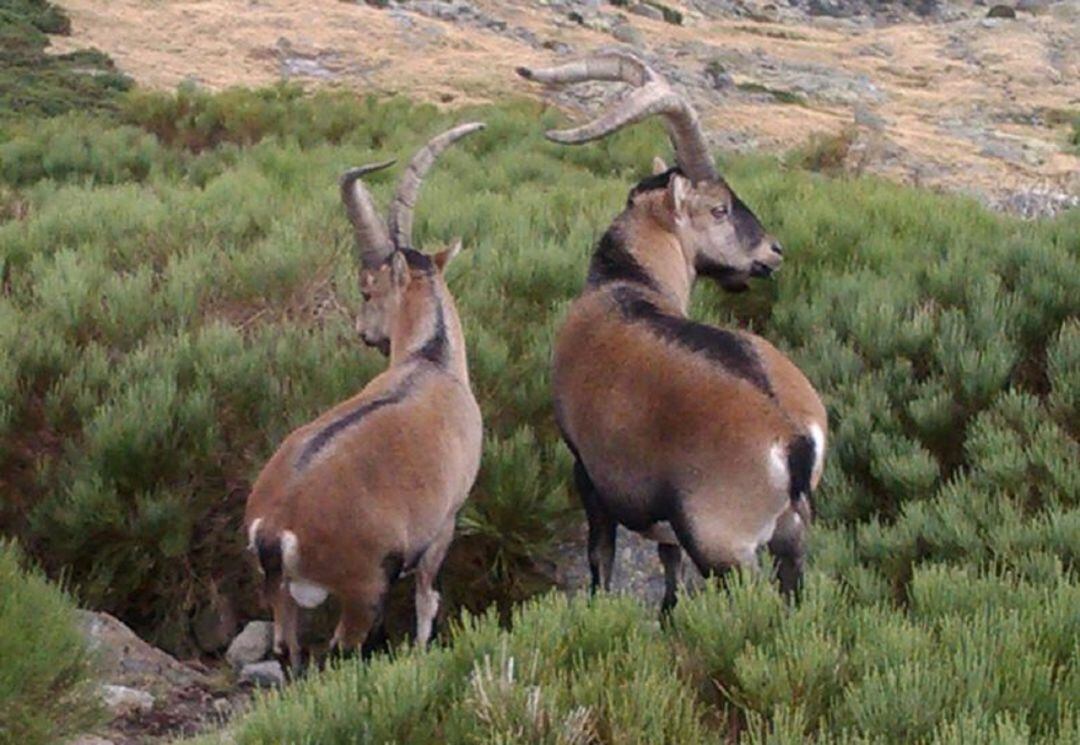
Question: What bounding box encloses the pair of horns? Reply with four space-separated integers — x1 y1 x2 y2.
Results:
341 122 486 268
517 53 718 184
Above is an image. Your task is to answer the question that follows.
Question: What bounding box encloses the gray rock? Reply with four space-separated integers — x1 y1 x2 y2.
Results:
550 524 704 608
854 105 886 130
77 611 206 693
630 3 665 21
611 23 645 46
987 4 1017 18
1015 0 1049 12
808 0 851 18
704 61 734 90
102 684 155 717
542 39 572 54
225 621 274 670
239 661 285 688
994 188 1080 219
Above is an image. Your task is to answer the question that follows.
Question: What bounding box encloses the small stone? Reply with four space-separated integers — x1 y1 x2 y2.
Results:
854 106 886 130
542 39 571 54
239 660 285 688
703 61 734 91
611 23 644 45
1015 0 1049 12
986 4 1017 18
225 621 274 670
102 684 155 717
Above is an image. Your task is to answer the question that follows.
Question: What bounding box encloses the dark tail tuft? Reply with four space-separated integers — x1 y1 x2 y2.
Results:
787 434 815 506
254 532 283 594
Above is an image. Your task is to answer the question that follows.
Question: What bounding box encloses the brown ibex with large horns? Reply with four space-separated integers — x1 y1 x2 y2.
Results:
519 54 826 612
244 123 485 669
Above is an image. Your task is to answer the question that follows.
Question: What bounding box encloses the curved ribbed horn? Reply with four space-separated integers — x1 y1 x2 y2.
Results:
387 122 486 251
341 160 395 268
516 53 718 183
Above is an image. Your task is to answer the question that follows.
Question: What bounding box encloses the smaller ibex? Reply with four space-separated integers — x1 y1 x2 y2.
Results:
244 123 485 670
519 54 826 611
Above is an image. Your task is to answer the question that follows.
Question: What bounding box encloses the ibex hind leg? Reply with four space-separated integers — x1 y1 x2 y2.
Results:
269 584 305 677
574 459 616 594
767 506 807 603
657 542 683 619
669 508 738 588
327 577 388 663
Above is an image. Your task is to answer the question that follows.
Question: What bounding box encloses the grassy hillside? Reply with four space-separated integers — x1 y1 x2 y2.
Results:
0 74 1077 739
0 0 131 118
0 540 102 745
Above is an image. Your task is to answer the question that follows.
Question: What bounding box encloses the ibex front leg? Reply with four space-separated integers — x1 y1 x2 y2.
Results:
414 519 456 647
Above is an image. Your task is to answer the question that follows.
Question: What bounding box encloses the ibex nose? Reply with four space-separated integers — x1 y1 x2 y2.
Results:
771 241 784 257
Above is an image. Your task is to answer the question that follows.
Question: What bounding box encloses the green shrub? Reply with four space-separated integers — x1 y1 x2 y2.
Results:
0 1 132 118
197 575 1079 744
0 540 102 745
0 86 1076 705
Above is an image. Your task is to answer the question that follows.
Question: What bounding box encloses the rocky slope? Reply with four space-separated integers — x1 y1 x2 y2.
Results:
50 0 1080 215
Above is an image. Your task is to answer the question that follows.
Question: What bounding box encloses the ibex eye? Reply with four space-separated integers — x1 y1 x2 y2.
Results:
711 205 728 220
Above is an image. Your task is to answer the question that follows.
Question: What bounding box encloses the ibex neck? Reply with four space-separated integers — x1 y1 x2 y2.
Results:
390 282 469 384
587 209 694 315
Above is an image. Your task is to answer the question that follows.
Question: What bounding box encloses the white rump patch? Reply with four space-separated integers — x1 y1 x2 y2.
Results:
289 579 329 609
246 518 263 552
279 529 329 608
768 442 789 493
809 423 826 480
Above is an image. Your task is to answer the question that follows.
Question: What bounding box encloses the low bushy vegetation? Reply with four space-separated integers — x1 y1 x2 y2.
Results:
0 541 102 745
0 76 1077 740
201 572 1079 744
0 0 132 118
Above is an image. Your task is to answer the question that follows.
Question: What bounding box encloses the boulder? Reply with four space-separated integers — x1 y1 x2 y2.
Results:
77 611 206 693
225 621 274 670
630 3 665 21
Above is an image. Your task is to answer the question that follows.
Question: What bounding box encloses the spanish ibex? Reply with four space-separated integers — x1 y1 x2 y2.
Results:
518 54 826 611
244 123 485 669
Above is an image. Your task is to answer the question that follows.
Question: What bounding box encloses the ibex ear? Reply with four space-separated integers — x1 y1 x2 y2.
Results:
652 156 668 175
391 251 411 288
433 238 463 273
669 173 691 215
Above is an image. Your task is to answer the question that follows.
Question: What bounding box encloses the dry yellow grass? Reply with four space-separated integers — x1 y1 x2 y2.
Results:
50 0 1080 199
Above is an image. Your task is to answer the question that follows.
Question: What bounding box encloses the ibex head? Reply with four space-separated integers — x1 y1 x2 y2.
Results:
518 54 782 292
340 123 482 355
